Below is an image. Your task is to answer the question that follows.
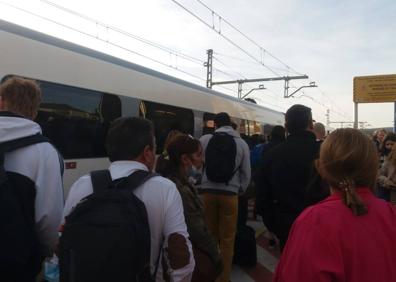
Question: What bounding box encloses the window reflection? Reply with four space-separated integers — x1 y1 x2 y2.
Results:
141 101 194 153
36 81 121 159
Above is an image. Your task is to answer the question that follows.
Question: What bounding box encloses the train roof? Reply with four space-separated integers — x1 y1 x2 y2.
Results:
0 19 285 125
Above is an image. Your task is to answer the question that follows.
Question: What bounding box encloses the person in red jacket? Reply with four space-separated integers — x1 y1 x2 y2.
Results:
274 128 396 282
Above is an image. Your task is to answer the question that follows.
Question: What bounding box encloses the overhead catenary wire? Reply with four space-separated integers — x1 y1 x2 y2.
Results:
43 0 322 115
316 87 351 120
1 1 207 84
190 0 351 121
8 0 348 120
194 0 304 76
170 0 283 77
40 0 252 95
213 67 240 80
40 0 205 66
212 56 248 79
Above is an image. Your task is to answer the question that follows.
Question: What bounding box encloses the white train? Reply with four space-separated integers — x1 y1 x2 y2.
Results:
0 19 285 194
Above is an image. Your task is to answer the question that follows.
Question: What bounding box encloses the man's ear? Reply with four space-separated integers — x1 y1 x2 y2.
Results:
143 144 154 159
0 96 6 111
309 120 314 130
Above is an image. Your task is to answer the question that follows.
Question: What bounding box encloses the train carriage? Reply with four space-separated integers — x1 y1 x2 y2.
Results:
0 19 284 194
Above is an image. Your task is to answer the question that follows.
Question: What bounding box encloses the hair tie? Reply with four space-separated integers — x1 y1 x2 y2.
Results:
162 150 169 160
339 178 355 207
339 179 354 189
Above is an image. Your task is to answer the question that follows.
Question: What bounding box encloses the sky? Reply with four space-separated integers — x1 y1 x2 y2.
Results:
1 0 395 128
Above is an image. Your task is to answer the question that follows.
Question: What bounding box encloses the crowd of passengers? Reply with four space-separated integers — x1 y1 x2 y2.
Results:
1 76 396 282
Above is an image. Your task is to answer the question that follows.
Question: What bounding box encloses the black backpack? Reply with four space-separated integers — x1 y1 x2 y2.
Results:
59 170 159 282
0 134 52 282
205 132 237 184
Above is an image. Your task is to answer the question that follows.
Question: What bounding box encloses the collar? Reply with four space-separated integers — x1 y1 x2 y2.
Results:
0 111 25 118
327 187 373 201
287 130 316 141
109 161 149 180
215 126 240 137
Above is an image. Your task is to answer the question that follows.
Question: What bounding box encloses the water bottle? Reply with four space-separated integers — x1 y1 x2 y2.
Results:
44 254 59 282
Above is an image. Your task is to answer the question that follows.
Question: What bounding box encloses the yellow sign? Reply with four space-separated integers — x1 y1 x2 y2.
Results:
353 74 396 103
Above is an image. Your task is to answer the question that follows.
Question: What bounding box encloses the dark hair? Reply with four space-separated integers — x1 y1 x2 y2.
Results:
380 132 396 155
270 125 286 142
156 134 200 180
214 112 231 128
318 128 378 216
230 121 238 130
106 117 154 162
285 104 312 134
164 130 182 151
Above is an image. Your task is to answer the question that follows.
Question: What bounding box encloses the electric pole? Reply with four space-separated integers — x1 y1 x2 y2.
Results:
205 49 315 99
326 109 330 127
205 49 213 89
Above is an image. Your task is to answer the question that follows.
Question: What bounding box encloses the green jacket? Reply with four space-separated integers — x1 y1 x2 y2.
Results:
169 176 222 269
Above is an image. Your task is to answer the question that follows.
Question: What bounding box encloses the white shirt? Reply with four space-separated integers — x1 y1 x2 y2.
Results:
63 161 195 282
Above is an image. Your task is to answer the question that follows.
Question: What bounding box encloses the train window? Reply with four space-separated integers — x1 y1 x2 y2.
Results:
35 80 121 159
239 120 247 135
253 121 263 135
142 101 194 153
203 113 216 135
139 101 147 118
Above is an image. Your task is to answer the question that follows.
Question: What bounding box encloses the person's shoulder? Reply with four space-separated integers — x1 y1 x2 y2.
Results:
68 174 93 195
10 140 61 173
199 134 212 142
294 204 326 228
64 174 93 217
147 175 178 191
32 141 60 160
262 141 285 161
235 135 249 149
297 197 341 225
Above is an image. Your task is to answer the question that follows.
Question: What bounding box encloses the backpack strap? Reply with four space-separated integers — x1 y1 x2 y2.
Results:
0 134 52 186
124 170 159 192
90 170 113 193
122 170 161 279
0 134 50 154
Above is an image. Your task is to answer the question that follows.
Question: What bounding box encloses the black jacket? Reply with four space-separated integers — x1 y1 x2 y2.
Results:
256 131 327 247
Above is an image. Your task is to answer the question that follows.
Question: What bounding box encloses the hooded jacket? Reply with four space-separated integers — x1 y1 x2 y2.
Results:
199 126 251 194
0 112 64 256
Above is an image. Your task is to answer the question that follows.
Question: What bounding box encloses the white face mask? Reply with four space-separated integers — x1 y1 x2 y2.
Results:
187 164 202 177
187 165 202 185
192 164 199 173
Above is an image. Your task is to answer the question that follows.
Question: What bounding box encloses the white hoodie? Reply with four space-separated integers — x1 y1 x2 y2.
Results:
0 114 64 255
